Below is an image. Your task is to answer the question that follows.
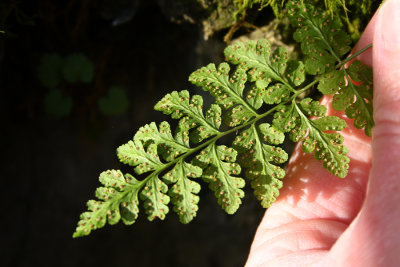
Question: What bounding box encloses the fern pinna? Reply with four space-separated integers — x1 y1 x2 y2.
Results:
73 0 373 237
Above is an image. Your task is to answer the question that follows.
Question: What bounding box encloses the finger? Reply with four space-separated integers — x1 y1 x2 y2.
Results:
369 0 400 209
351 13 377 66
321 0 400 265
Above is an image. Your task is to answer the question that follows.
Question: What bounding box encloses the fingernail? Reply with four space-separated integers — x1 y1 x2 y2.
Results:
380 0 400 51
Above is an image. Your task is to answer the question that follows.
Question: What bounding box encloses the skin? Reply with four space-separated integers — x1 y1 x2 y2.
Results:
246 0 400 266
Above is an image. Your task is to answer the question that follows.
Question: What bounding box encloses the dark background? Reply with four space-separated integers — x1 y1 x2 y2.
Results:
1 1 268 266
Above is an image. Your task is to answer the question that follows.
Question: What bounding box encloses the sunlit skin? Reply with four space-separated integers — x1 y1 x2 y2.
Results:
246 0 400 266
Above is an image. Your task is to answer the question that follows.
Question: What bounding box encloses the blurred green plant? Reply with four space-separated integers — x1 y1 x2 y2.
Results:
62 53 95 84
37 52 129 118
98 86 130 116
37 52 95 117
37 53 63 89
44 89 73 118
37 53 94 89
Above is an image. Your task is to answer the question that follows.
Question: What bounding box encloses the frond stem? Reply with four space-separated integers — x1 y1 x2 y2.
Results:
337 43 372 68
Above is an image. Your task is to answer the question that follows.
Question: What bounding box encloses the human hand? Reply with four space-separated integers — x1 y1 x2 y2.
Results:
246 0 400 266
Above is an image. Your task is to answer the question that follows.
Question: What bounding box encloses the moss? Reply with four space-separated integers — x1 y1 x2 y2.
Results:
200 0 380 41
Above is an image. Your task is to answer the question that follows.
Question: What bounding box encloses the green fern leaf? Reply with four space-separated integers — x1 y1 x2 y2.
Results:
298 97 328 117
189 63 258 127
193 144 245 214
272 102 300 135
286 0 351 74
224 39 305 91
262 83 291 105
222 105 257 127
318 60 374 136
155 90 221 142
286 60 307 86
134 121 190 161
233 124 287 207
73 170 141 237
140 174 170 221
273 98 349 177
189 63 247 108
163 160 202 223
345 61 374 135
117 141 163 175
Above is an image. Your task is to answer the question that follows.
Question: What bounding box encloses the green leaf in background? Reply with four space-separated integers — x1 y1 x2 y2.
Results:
44 89 72 117
98 87 130 115
37 53 63 89
62 53 95 83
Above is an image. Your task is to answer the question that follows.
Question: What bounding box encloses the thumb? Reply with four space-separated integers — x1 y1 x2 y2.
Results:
371 0 400 183
365 0 400 258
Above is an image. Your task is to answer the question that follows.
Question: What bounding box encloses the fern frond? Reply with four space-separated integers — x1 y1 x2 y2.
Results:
74 0 374 238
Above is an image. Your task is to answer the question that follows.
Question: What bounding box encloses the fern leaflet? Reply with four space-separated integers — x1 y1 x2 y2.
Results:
73 170 141 237
233 123 287 207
